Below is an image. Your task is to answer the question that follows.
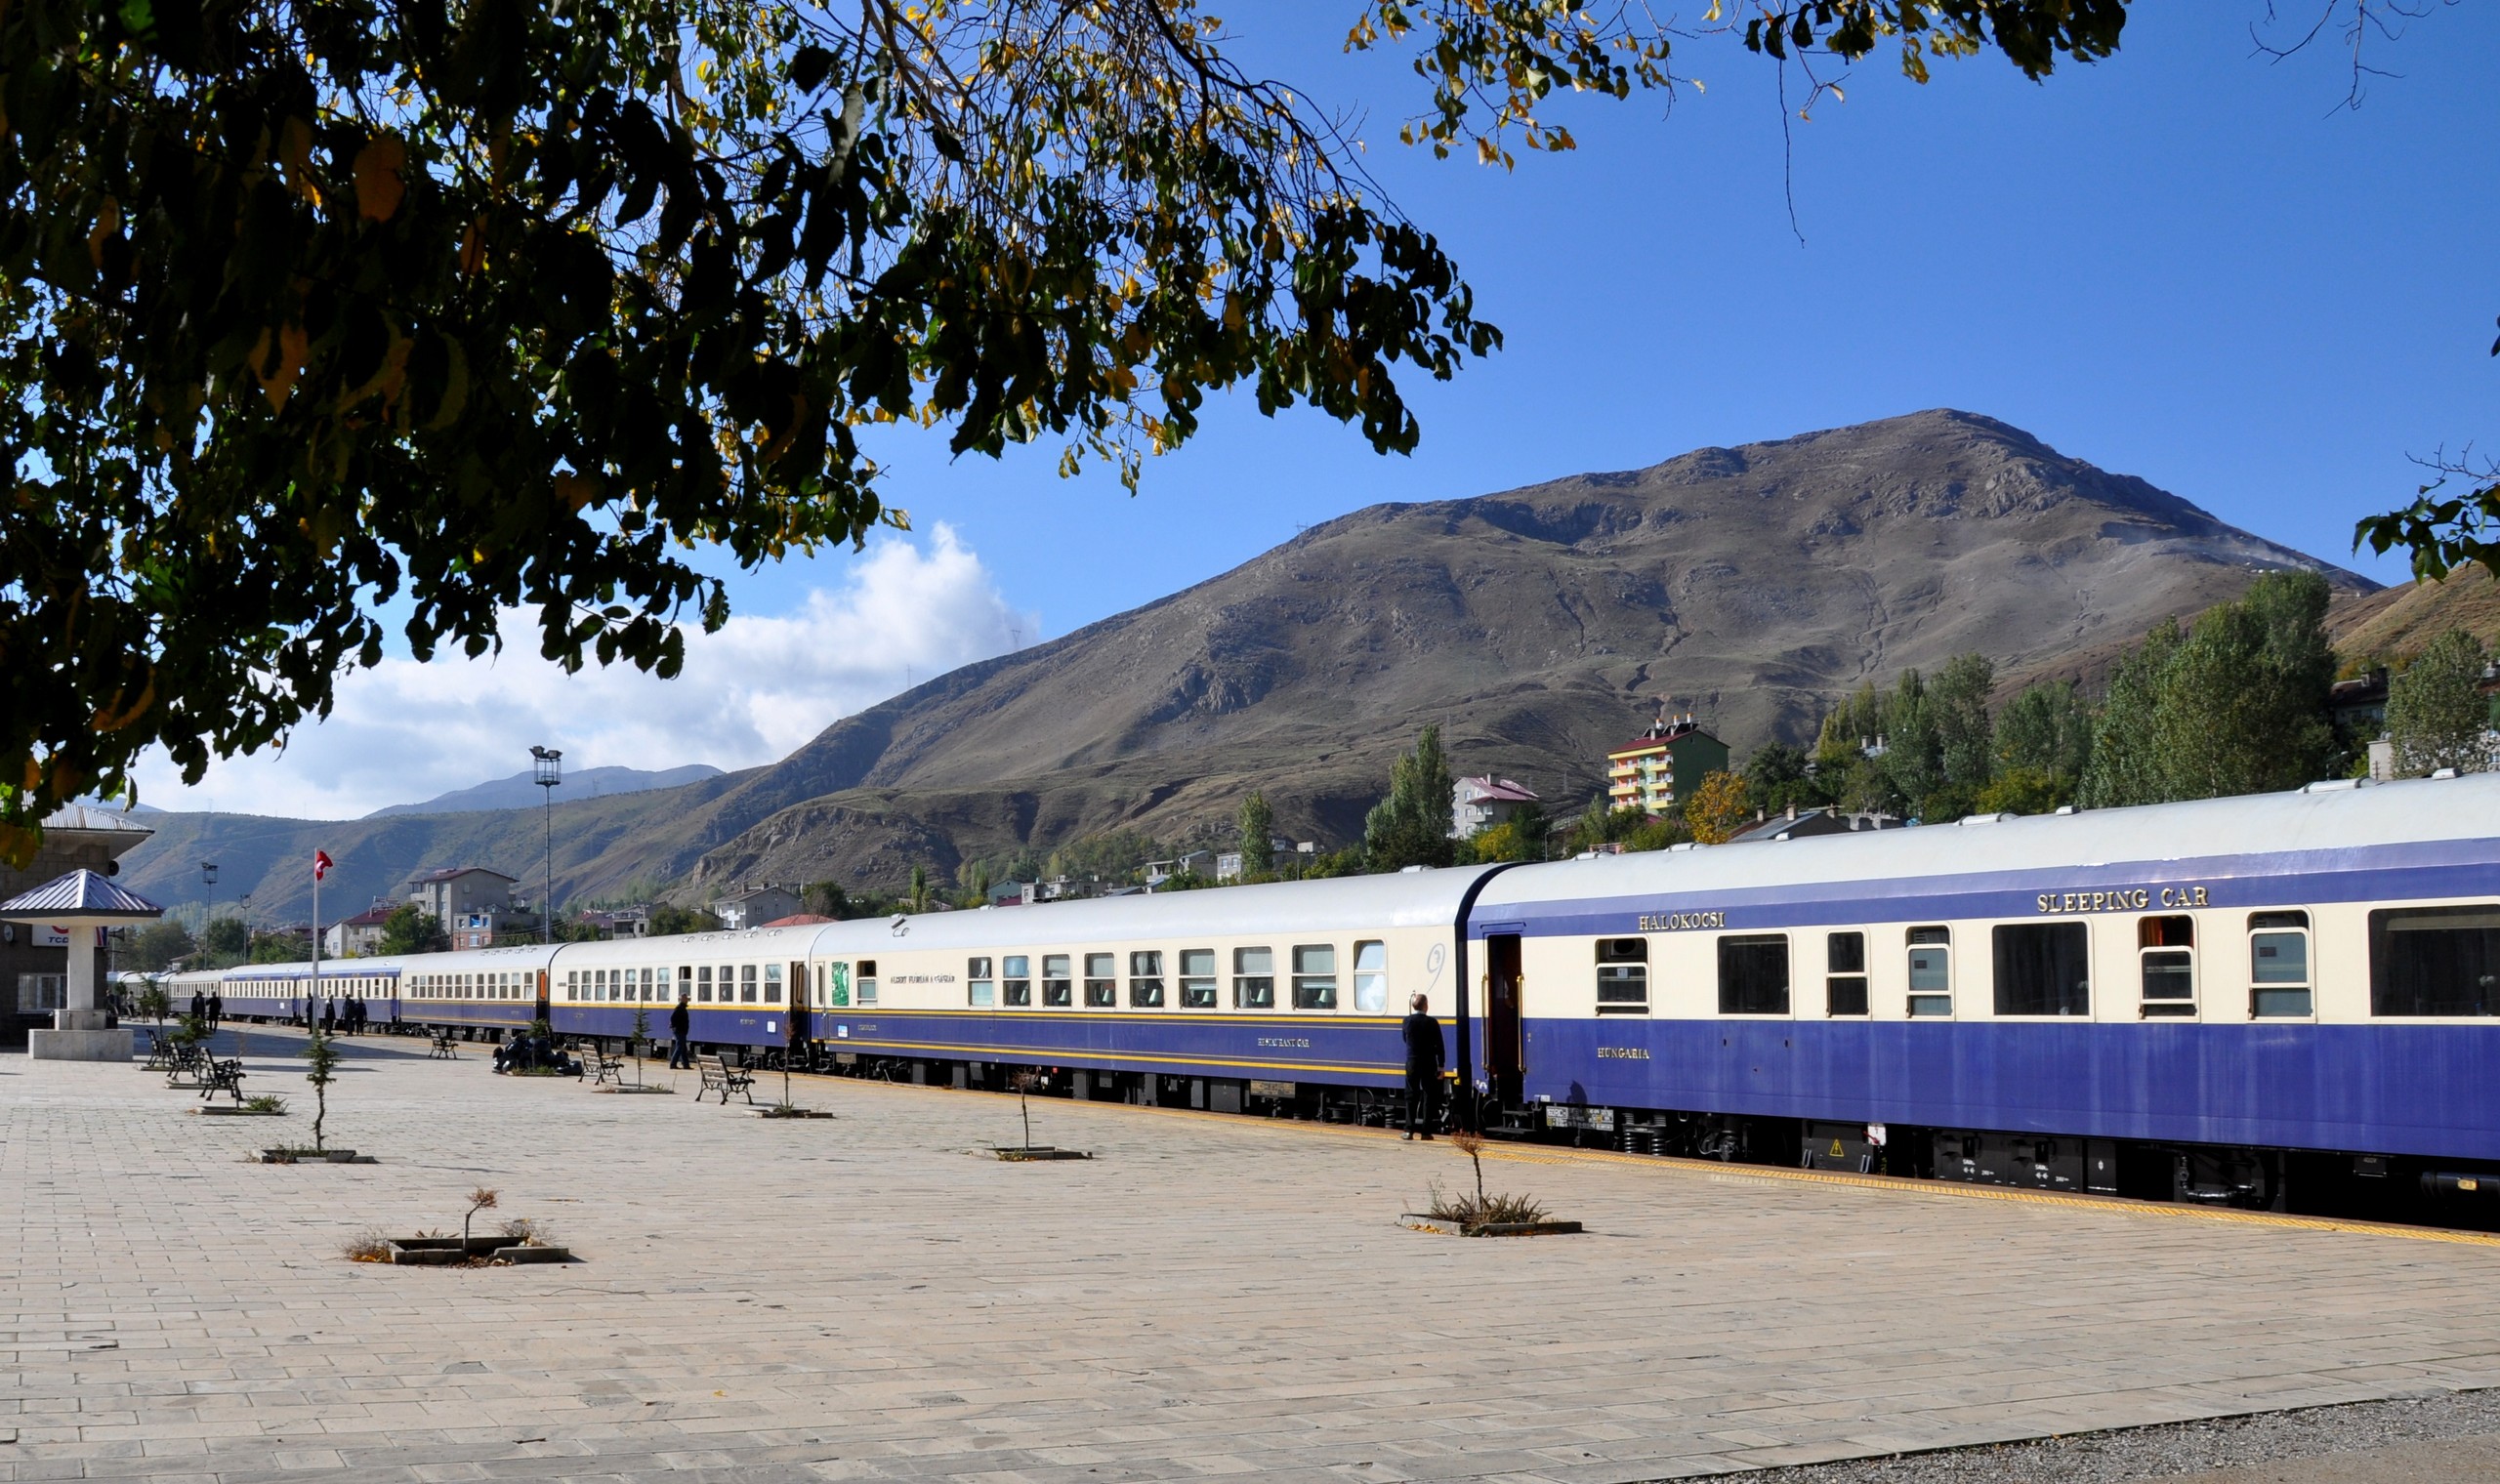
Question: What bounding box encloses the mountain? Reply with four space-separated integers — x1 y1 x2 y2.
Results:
111 409 2376 918
2327 565 2500 661
675 408 2372 891
366 763 725 818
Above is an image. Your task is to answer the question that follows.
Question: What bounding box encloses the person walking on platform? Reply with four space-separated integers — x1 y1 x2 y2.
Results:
668 995 693 1069
1402 992 1443 1141
188 988 207 1024
321 997 337 1035
206 990 223 1028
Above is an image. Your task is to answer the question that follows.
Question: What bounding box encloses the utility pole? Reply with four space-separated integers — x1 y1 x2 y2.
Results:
531 746 562 945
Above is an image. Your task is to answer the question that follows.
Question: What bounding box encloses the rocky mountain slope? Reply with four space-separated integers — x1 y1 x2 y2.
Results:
119 409 2375 918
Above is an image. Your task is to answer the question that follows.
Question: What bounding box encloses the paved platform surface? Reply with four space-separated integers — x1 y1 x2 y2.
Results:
7 1029 2500 1483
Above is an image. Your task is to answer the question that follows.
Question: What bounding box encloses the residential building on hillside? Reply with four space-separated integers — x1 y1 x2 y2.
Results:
1214 838 1293 884
1450 776 1540 840
323 905 395 958
717 886 802 930
1605 713 1729 816
1145 850 1217 887
406 866 516 923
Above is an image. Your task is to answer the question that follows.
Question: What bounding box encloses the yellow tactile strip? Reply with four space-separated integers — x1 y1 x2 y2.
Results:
790 1061 2500 1250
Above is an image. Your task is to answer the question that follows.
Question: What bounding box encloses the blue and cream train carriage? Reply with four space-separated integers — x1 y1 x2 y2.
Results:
183 774 2500 1215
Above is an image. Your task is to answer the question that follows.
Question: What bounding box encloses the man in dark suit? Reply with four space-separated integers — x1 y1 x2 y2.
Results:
668 995 693 1069
1401 992 1443 1141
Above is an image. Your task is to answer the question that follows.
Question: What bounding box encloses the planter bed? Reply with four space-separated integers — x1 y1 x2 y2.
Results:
259 1148 371 1164
593 1085 675 1094
384 1236 573 1265
193 1105 285 1117
988 1146 1092 1161
1398 1214 1582 1238
751 1105 831 1118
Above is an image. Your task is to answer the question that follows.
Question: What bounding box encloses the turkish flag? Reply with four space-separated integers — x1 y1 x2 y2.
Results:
313 849 334 881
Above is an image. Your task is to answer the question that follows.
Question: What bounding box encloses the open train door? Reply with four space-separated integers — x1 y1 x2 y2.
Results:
788 960 812 1068
1484 933 1524 1109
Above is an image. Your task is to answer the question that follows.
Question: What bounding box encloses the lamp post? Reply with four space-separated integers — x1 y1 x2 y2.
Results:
198 861 218 955
531 746 562 945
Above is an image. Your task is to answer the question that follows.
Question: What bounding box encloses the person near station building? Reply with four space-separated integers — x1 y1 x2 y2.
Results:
1401 992 1443 1141
668 994 693 1069
206 990 223 1028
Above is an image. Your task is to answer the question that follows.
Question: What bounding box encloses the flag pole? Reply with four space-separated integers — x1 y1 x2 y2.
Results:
311 855 321 1032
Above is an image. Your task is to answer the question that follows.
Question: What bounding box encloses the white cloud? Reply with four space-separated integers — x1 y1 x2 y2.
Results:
129 524 1038 819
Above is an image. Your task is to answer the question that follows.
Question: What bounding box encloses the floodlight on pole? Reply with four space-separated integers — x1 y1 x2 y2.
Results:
531 747 562 945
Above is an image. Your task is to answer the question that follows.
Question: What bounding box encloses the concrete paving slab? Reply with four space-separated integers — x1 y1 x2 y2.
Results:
8 1031 2500 1482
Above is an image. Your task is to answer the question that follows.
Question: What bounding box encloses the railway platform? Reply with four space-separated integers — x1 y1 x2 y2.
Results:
6 1029 2499 1483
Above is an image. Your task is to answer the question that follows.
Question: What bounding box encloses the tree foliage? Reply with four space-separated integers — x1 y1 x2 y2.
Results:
1682 769 1752 845
377 902 449 955
124 919 195 971
2386 628 2494 777
2079 570 2339 806
0 0 2134 863
646 902 723 935
1364 724 1455 871
197 915 250 967
1235 790 1274 884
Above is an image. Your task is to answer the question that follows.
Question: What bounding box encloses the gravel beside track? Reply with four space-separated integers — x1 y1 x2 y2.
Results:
1734 1387 2500 1484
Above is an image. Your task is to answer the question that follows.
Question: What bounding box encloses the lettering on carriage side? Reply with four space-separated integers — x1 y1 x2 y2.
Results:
1257 1036 1312 1049
1637 910 1726 932
2035 885 2209 914
1596 1047 1650 1060
891 974 955 984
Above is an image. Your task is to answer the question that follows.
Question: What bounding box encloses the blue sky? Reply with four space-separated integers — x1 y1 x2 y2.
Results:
844 2 2495 625
139 2 2500 817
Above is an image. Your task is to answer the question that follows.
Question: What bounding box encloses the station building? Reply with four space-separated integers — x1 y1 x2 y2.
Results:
2 804 155 1049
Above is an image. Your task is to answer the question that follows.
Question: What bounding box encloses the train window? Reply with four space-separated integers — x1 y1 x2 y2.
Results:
2139 916 2195 1017
1292 945 1338 1010
1083 953 1116 1008
1179 949 1218 1009
1992 923 2091 1016
1596 938 1648 1015
696 966 712 1003
1003 955 1031 1007
1718 935 1789 1014
1042 955 1072 1007
1826 932 1868 1016
2369 906 2500 1016
764 964 783 1005
2250 911 2312 1017
854 960 876 1006
969 957 995 1008
1129 951 1165 1008
740 964 759 1004
1353 941 1389 1013
1906 927 1952 1018
1233 947 1276 1010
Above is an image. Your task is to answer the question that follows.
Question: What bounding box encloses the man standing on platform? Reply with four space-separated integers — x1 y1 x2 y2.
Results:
1402 992 1443 1141
668 994 693 1069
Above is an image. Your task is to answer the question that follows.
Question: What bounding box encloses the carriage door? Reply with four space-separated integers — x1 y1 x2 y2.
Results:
789 961 812 1053
1485 933 1525 1107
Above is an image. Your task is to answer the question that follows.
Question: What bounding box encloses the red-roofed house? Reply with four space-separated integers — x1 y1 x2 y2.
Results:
1449 776 1542 840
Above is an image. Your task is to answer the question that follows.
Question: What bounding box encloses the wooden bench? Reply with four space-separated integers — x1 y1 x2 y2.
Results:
199 1058 247 1103
428 1029 459 1059
695 1053 754 1105
587 1046 628 1086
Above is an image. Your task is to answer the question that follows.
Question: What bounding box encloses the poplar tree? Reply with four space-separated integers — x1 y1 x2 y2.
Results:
1364 725 1455 872
1235 791 1274 885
